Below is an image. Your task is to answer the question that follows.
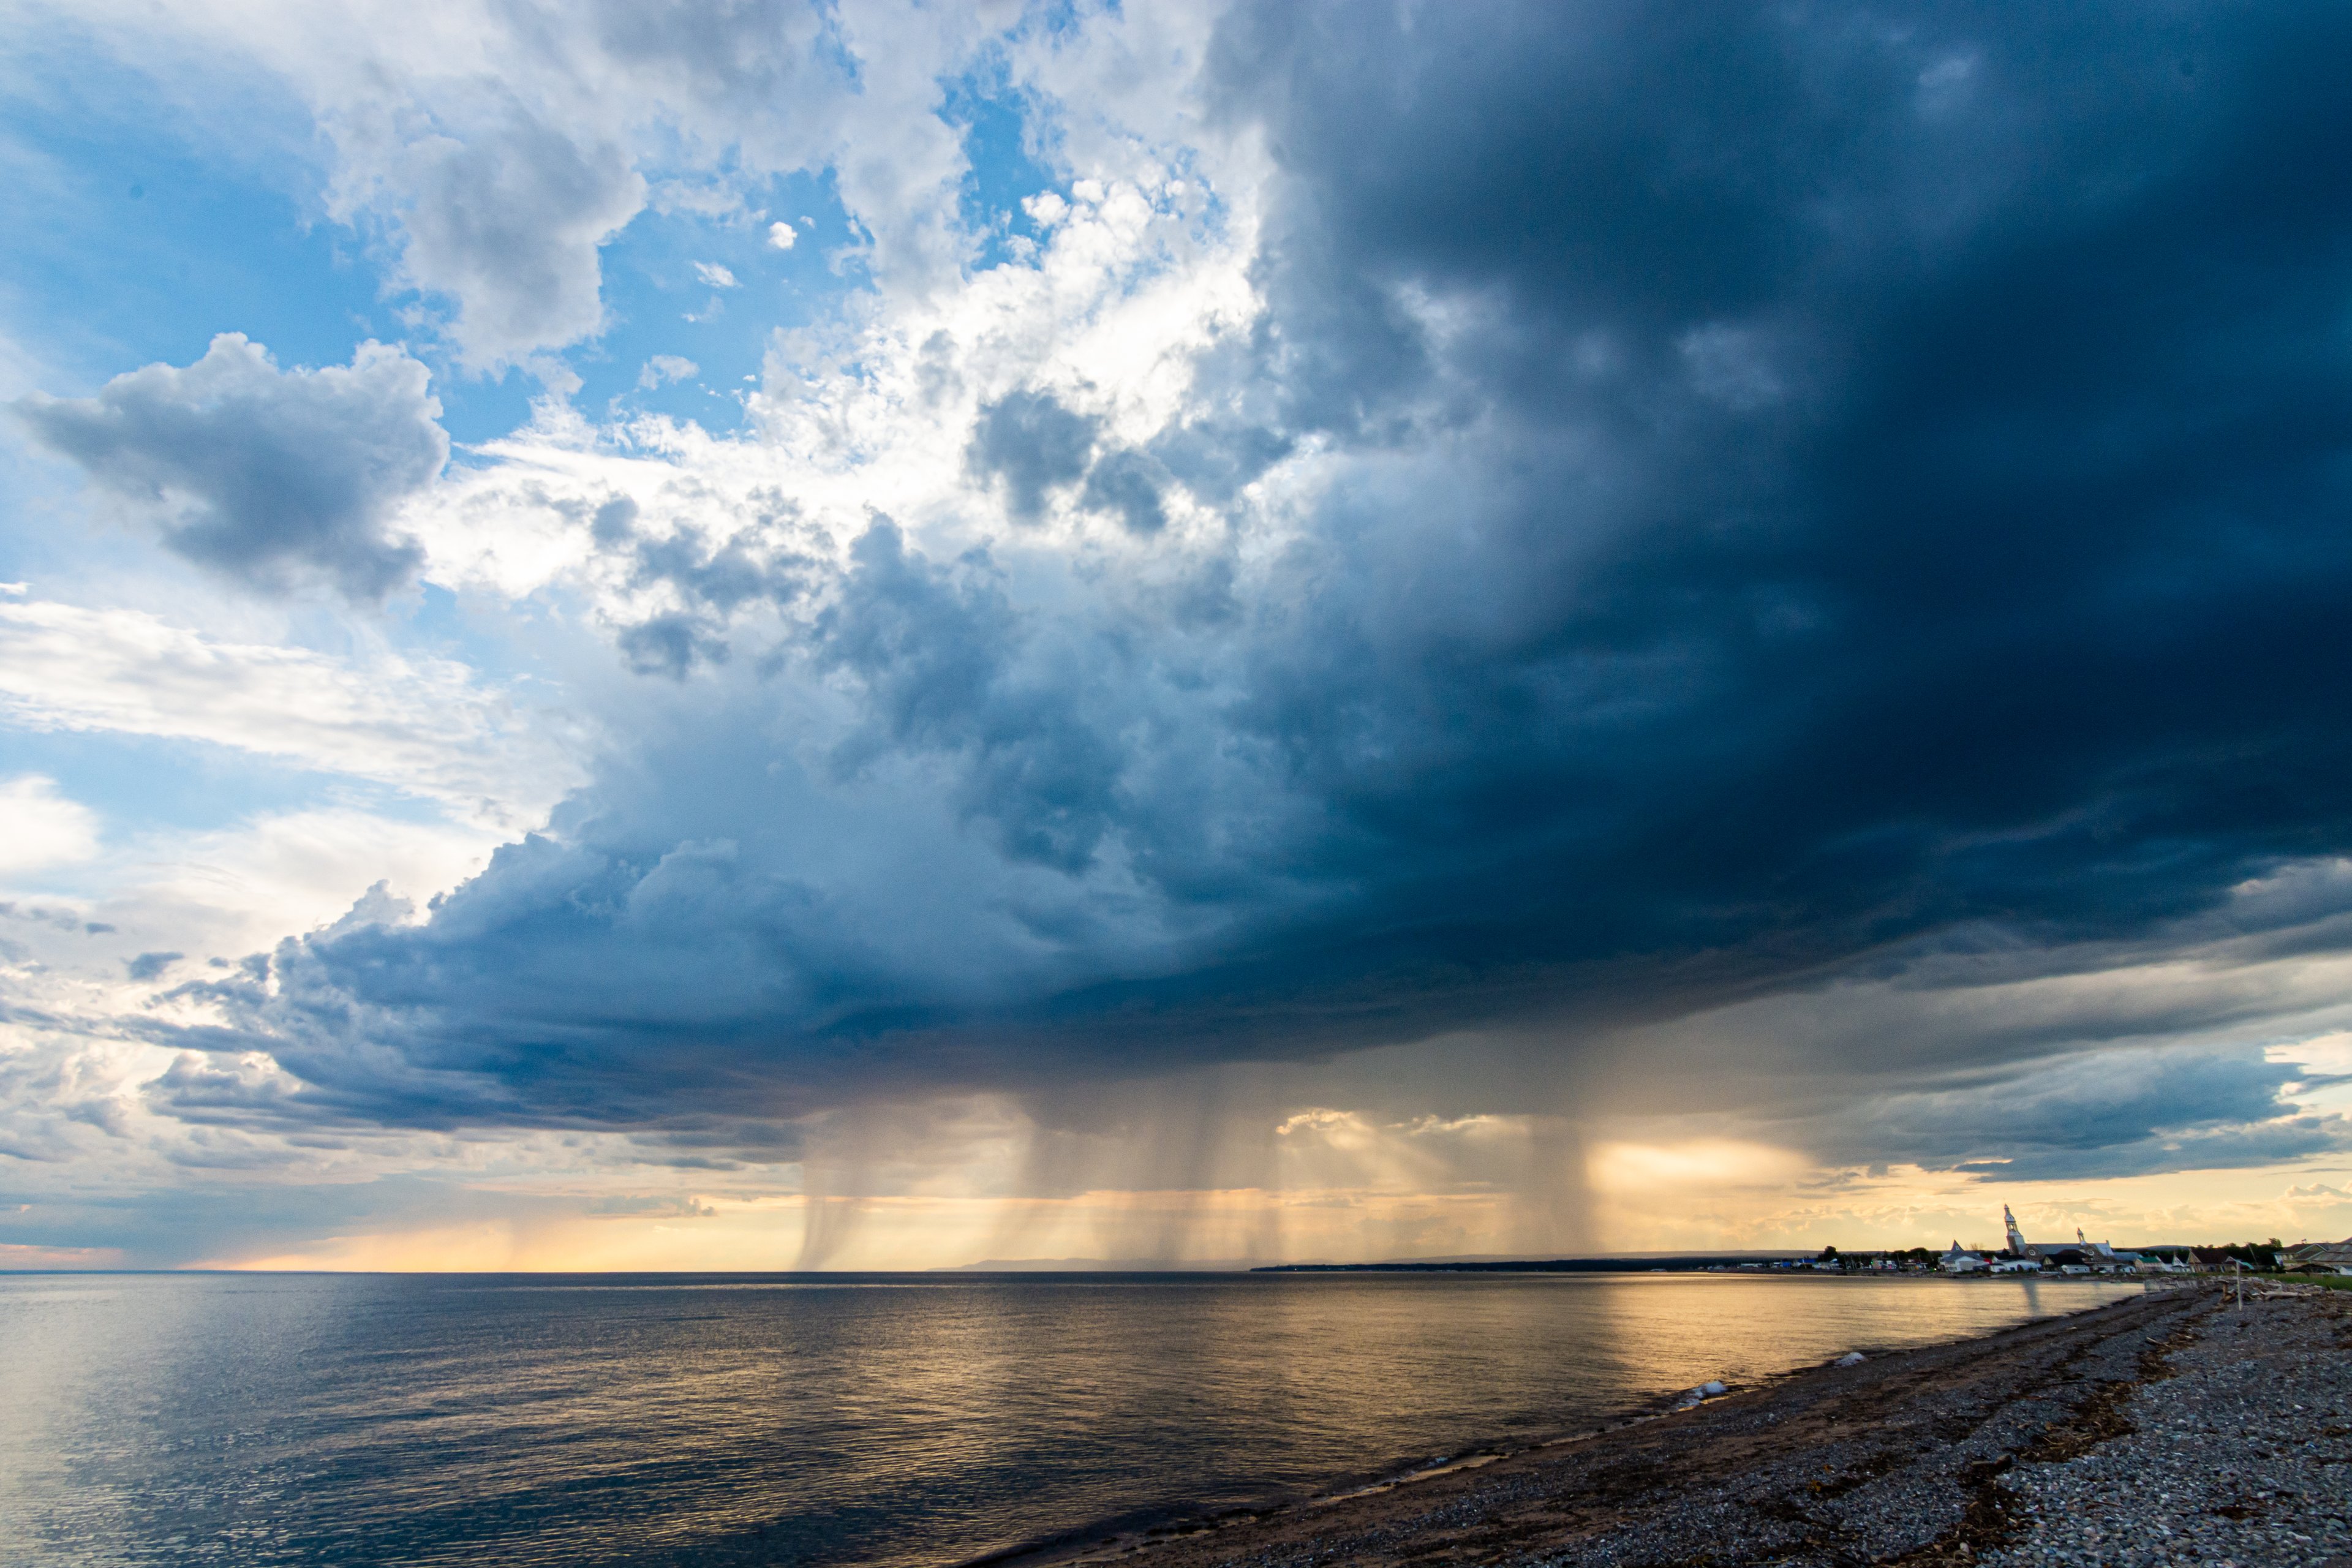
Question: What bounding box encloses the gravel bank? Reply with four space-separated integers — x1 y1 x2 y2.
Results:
1012 1283 2351 1568
1980 1287 2352 1568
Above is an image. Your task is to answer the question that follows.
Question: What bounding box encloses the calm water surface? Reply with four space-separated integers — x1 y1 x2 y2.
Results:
0 1271 2139 1567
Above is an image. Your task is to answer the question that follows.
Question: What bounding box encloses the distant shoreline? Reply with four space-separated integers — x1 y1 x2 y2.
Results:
1247 1257 2171 1277
1251 1256 1794 1273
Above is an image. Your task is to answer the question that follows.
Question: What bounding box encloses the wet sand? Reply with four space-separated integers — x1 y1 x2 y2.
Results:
1001 1283 2345 1568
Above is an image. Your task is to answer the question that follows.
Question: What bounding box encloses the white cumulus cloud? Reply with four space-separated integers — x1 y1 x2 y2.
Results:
638 354 699 389
0 775 101 876
34 0 1025 364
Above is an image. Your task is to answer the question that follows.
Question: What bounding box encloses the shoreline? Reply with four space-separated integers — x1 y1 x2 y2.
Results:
987 1281 2340 1568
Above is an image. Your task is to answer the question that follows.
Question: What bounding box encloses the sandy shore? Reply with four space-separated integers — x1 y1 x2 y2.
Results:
1001 1283 2351 1568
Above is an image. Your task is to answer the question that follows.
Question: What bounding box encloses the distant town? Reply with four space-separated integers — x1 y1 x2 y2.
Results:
1257 1205 2352 1278
1736 1205 2306 1277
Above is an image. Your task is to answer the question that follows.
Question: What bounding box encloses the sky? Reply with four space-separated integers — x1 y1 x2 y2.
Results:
7 1 2352 1271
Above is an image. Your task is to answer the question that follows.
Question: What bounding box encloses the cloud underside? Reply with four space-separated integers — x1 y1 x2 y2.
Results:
78 3 2352 1186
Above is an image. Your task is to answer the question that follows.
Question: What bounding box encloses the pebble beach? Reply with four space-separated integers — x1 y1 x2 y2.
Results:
1014 1283 2351 1568
1981 1287 2350 1568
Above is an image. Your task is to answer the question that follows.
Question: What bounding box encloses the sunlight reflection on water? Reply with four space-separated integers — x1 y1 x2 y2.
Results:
0 1271 2139 1567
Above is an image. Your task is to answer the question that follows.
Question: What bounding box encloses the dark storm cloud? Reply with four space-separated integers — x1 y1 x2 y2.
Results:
615 518 810 675
124 952 183 983
618 612 731 679
1808 1048 2352 1184
1182 1 2352 968
1079 449 1170 535
1146 414 1289 507
591 494 641 546
814 521 1123 870
14 334 444 600
147 1052 323 1131
169 4 2352 1175
630 524 805 614
578 492 812 676
967 390 1098 521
